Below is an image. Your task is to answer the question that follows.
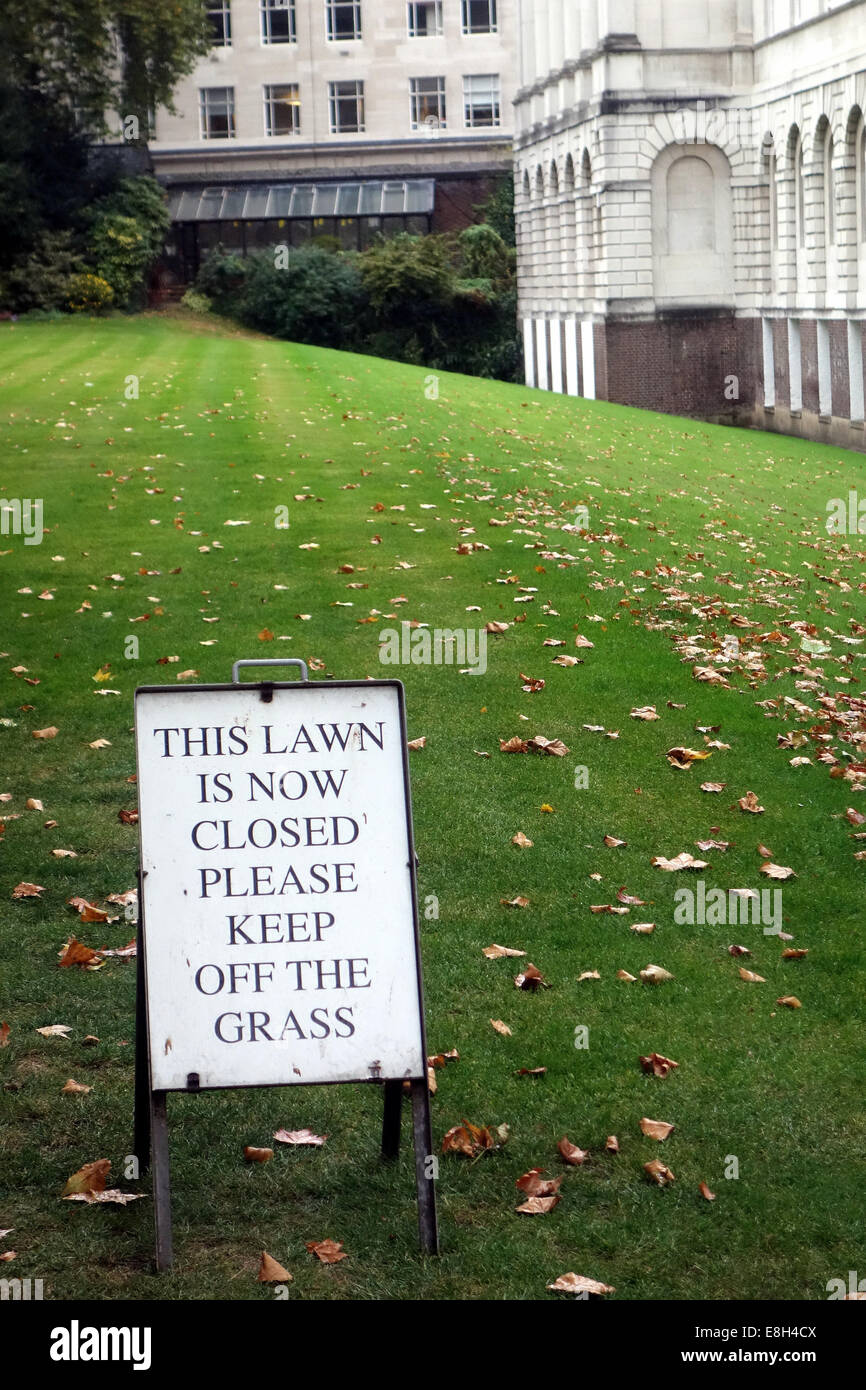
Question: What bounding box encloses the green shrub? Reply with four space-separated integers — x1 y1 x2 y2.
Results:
83 176 170 310
181 288 212 315
1 230 85 312
66 272 114 314
194 248 250 314
457 223 515 287
359 234 454 322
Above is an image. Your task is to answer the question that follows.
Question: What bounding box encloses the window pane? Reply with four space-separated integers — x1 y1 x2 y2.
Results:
408 1 442 36
463 74 500 128
410 76 446 130
261 0 296 43
327 1 362 40
329 81 364 133
206 1 231 46
265 83 300 136
462 0 497 34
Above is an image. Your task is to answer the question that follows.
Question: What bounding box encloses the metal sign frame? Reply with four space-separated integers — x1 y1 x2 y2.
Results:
132 659 438 1268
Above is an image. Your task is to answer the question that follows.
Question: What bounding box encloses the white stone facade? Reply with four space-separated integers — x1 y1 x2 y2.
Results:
514 0 866 445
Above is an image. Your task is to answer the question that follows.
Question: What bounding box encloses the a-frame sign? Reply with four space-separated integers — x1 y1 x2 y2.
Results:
133 659 438 1268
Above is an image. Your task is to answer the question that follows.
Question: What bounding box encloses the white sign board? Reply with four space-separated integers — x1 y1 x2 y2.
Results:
134 681 426 1092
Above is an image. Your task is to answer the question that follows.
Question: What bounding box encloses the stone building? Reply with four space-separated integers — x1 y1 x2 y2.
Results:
514 0 866 449
148 0 518 280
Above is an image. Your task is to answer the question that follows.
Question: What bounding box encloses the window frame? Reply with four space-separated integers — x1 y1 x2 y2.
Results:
461 0 498 35
199 86 236 141
206 0 232 47
408 1 443 37
328 79 365 134
263 83 301 138
462 73 501 129
261 0 297 46
326 0 362 42
409 76 446 131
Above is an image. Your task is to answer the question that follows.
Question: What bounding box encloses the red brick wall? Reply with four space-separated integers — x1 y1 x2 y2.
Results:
800 319 819 415
432 176 500 234
829 320 850 421
601 316 757 419
773 319 789 406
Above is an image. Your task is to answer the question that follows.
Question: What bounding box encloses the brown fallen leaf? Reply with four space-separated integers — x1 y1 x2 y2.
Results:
36 1024 71 1038
0 1252 16 1263
739 968 766 983
644 1159 675 1186
500 895 530 909
244 1146 274 1163
617 969 637 981
603 834 626 847
514 963 548 990
12 882 45 899
118 808 138 825
64 1190 145 1206
32 726 59 739
640 965 674 985
558 1137 589 1166
776 995 802 1008
305 1238 348 1264
630 922 656 935
640 1118 675 1141
483 943 525 960
511 831 533 848
728 944 752 957
651 853 708 872
0 1022 9 1047
547 1272 615 1296
516 1169 561 1197
258 1251 292 1283
738 791 765 814
699 1181 716 1201
760 862 796 880
639 1052 679 1078
701 782 726 793
631 706 660 721
516 1066 546 1077
89 739 112 749
63 1159 111 1196
490 1019 512 1036
782 948 808 960
62 1079 92 1095
667 746 711 768
617 887 647 906
273 1128 327 1146
578 970 601 982
407 736 426 751
26 797 44 811
516 1194 560 1214
605 1136 620 1154
58 937 103 970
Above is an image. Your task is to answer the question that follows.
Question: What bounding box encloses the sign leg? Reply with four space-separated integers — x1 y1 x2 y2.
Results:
410 1078 439 1256
381 1079 403 1159
151 1091 174 1272
133 916 151 1175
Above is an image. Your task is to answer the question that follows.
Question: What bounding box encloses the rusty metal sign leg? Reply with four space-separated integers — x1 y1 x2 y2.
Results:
151 1091 173 1272
410 1078 439 1255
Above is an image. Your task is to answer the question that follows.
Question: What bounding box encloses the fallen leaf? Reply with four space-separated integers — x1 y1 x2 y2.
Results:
12 882 45 899
760 862 796 881
244 1146 274 1163
617 969 637 981
651 853 708 872
640 1118 675 1141
630 922 656 935
305 1238 348 1264
776 995 802 1008
500 896 530 909
0 1022 9 1047
631 706 660 721
273 1128 327 1147
32 726 58 739
699 1182 716 1201
36 1024 71 1038
578 970 601 982
26 797 44 811
516 1195 560 1214
62 1079 92 1095
547 1272 614 1296
782 948 808 960
644 1159 675 1186
558 1137 588 1166
407 736 426 751
483 943 525 960
258 1251 292 1283
490 1019 512 1036
516 1169 561 1196
603 834 626 848
514 963 548 990
738 968 766 983
640 965 674 985
639 1052 679 1078
738 791 765 814
63 1159 110 1196
605 1136 619 1153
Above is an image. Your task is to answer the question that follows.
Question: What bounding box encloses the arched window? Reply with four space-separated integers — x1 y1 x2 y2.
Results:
796 133 806 247
860 119 866 241
652 144 733 301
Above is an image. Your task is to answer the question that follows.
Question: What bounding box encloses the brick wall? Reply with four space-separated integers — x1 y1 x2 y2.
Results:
602 316 757 420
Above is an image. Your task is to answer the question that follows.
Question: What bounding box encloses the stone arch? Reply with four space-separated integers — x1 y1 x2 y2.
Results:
651 143 733 303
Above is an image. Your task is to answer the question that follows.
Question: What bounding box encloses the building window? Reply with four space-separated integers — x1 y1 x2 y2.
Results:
410 77 446 130
329 80 365 133
463 74 500 128
796 135 806 247
200 87 235 139
408 1 443 36
261 0 296 44
264 84 300 136
206 1 231 46
326 1 362 41
462 0 497 34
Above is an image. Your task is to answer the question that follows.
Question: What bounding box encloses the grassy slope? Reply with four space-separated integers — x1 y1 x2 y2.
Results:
0 312 864 1301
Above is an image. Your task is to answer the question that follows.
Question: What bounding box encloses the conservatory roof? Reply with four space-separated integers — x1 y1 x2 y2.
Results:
166 179 436 222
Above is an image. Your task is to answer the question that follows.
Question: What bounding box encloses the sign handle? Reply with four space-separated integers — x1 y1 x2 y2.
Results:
231 657 309 684
410 1079 439 1255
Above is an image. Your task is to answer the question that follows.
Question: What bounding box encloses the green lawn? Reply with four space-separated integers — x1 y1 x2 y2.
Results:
0 310 864 1301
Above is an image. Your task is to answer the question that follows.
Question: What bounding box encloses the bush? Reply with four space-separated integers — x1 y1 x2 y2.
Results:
197 246 365 349
359 234 454 323
194 248 250 314
458 224 515 288
83 176 170 310
180 288 212 315
66 272 114 315
1 230 85 312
